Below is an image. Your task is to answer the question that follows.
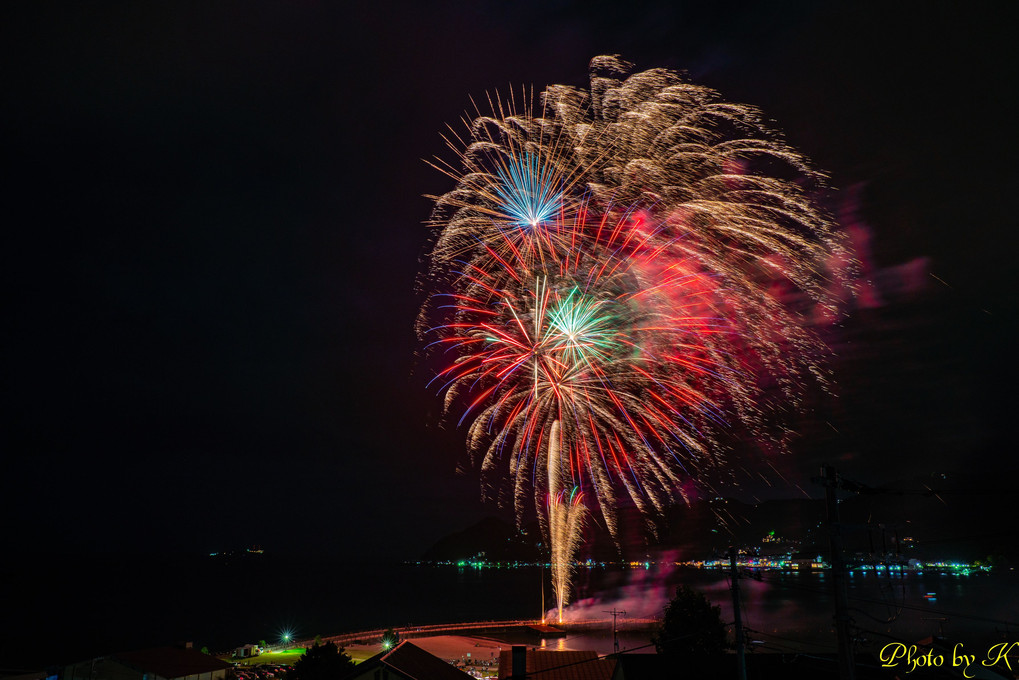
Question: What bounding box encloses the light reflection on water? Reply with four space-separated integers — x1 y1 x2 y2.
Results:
8 558 1016 668
556 566 1018 655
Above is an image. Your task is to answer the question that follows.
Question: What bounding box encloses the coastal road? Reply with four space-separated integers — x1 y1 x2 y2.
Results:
273 617 660 651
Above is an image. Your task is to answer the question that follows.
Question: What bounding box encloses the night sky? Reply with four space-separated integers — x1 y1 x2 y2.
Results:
3 1 1016 563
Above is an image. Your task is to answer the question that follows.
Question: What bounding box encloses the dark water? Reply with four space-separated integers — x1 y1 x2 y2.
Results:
3 557 1017 671
0 556 543 671
567 564 1019 652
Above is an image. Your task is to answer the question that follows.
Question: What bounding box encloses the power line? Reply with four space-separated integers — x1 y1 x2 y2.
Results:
742 627 836 652
751 572 1019 629
510 640 657 677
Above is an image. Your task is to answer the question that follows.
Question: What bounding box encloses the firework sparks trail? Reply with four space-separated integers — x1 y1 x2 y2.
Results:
546 420 585 623
419 56 848 615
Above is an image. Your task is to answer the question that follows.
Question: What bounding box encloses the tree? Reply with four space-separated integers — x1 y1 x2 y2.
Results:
286 642 355 680
652 585 727 657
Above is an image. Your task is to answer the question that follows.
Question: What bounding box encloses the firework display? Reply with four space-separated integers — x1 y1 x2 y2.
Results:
420 56 846 620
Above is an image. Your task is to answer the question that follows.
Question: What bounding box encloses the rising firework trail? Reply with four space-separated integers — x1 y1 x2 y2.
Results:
419 56 849 617
546 419 585 623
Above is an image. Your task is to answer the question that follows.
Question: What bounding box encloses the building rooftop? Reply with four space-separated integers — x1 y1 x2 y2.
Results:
346 641 472 680
111 646 232 680
498 648 615 680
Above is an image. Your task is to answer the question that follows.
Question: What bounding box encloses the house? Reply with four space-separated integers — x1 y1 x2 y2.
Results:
232 644 260 659
341 641 472 680
63 645 233 680
611 653 942 679
497 646 615 680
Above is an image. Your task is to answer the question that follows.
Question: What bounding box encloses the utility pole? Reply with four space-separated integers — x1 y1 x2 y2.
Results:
540 563 545 624
820 464 857 680
603 608 627 653
729 547 747 680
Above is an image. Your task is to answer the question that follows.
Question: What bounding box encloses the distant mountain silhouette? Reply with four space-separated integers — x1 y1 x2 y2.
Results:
421 516 542 562
422 472 1015 565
